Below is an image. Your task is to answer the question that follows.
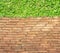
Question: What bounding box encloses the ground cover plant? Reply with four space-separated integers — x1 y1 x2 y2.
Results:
0 0 60 18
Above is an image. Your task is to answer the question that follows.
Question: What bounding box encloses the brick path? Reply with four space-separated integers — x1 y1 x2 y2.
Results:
0 18 60 53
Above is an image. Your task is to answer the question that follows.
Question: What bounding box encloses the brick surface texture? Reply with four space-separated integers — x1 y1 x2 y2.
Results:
0 18 60 53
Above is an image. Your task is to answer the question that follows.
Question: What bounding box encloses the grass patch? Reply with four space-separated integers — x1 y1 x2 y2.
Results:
0 0 60 18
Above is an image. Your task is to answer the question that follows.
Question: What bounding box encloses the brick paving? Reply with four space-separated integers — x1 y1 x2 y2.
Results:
0 18 60 53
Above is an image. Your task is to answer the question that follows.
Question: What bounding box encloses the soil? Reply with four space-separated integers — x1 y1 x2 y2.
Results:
0 17 60 53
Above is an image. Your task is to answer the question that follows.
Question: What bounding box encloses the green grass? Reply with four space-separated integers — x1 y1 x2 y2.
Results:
0 0 60 18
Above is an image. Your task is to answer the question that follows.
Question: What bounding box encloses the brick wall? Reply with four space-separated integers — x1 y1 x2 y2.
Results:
0 18 60 53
